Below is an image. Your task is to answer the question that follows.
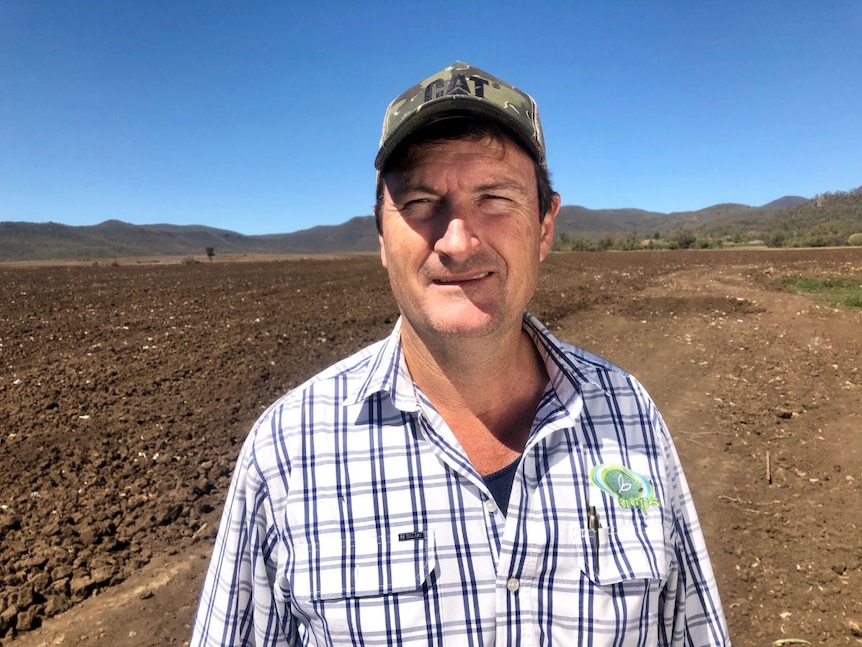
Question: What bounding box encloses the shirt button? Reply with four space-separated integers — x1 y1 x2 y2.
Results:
485 498 497 514
506 577 520 593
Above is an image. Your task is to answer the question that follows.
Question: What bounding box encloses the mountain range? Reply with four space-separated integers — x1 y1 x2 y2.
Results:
2 190 860 262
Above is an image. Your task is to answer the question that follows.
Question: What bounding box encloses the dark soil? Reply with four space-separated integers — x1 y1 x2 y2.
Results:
1 249 860 646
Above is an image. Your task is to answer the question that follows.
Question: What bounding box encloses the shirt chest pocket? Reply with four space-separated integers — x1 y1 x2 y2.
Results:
576 515 671 587
557 516 673 646
292 529 437 602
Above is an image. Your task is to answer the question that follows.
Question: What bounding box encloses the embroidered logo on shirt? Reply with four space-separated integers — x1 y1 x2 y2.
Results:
590 464 661 511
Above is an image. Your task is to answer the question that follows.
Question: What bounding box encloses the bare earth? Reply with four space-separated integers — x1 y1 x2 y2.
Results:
1 249 860 646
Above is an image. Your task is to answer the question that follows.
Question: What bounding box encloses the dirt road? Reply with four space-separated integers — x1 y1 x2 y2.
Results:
1 249 860 646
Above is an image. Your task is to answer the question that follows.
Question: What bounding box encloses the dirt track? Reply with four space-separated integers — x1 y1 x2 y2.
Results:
1 249 860 646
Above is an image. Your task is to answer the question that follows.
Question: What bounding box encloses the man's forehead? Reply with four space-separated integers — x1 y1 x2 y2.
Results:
382 140 537 201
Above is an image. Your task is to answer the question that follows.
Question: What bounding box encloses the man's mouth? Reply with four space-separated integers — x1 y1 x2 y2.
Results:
433 272 492 285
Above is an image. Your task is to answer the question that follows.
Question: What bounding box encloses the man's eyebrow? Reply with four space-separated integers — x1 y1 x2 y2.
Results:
474 180 530 195
387 178 529 197
396 181 438 194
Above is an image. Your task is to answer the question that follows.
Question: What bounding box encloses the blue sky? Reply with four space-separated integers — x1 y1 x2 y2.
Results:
2 1 860 236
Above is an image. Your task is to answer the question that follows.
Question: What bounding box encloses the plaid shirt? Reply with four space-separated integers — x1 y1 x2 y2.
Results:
192 313 730 646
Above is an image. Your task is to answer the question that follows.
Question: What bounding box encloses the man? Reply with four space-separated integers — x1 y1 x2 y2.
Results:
191 61 731 646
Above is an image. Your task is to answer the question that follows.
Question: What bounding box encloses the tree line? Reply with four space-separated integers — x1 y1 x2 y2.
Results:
553 190 862 251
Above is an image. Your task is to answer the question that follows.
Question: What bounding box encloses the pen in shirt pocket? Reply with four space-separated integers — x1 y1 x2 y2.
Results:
588 505 601 575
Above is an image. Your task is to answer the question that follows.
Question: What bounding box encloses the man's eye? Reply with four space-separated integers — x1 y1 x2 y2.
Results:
399 198 436 218
479 195 516 210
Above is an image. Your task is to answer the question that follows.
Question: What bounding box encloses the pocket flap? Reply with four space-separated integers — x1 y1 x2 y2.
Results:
296 528 436 601
576 516 670 586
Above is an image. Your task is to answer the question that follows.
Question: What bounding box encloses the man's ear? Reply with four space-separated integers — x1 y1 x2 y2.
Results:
375 205 389 269
539 193 561 261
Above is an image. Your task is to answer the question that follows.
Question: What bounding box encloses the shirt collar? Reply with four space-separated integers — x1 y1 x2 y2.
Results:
522 311 609 400
348 317 419 411
348 312 609 411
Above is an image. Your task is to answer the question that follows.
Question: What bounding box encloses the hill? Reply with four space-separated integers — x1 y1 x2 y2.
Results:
554 189 862 251
0 216 380 262
1 188 860 261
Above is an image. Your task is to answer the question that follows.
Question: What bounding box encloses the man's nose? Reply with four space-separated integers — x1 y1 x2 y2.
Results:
433 205 479 259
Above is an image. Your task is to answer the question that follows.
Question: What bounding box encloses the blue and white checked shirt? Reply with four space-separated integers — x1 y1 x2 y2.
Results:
192 313 731 646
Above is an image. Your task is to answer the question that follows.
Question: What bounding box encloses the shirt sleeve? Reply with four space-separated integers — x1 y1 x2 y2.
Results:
190 432 294 647
659 425 732 646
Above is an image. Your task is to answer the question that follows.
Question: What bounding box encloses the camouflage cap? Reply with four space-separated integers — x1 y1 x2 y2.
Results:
375 61 546 171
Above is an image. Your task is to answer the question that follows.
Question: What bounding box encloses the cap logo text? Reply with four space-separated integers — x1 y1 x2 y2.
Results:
424 74 490 102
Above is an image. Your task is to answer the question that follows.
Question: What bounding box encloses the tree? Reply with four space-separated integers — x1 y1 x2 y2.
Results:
671 229 697 249
553 232 572 251
597 234 616 251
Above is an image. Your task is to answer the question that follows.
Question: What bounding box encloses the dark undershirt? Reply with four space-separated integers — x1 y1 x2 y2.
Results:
482 457 520 517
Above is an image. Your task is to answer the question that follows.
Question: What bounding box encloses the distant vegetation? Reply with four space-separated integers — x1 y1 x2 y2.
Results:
552 188 862 252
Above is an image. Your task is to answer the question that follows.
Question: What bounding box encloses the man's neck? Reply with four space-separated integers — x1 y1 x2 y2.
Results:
400 320 549 475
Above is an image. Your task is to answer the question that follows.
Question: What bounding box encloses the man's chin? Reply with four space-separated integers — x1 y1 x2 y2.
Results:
422 313 503 339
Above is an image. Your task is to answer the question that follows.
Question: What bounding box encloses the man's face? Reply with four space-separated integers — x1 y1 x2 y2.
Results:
377 135 559 342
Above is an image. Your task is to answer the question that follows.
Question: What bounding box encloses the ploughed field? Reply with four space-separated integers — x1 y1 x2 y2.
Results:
1 249 861 646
